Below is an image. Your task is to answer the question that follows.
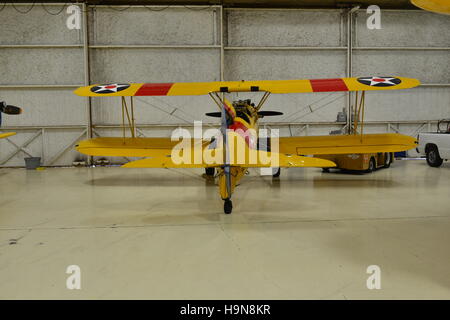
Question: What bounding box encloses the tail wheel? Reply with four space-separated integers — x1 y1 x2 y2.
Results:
224 199 233 214
383 152 393 168
366 157 376 173
426 146 443 167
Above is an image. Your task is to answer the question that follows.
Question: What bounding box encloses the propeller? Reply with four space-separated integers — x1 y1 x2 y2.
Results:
206 111 283 118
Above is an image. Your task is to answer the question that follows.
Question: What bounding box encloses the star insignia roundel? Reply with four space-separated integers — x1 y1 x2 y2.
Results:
91 83 130 94
357 77 401 87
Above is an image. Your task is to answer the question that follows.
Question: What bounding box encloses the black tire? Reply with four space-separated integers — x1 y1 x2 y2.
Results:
272 168 280 178
205 167 215 176
366 157 376 173
383 152 393 168
224 199 232 214
322 168 330 173
426 146 443 167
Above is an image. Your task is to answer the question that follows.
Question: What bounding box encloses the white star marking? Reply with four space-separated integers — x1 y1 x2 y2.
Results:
94 84 129 93
359 77 398 86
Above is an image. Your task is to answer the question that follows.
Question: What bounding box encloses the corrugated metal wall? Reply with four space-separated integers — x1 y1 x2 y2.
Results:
0 4 449 166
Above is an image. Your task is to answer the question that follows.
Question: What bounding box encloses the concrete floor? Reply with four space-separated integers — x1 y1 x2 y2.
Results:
0 159 449 299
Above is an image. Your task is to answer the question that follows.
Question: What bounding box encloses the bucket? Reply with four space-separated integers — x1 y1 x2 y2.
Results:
24 157 41 170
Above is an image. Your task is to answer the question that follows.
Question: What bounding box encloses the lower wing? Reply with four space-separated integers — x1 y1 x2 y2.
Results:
76 137 210 158
76 137 336 169
279 133 417 155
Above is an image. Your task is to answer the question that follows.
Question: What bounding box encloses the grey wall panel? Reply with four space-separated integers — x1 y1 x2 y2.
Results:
92 7 217 45
90 48 220 83
1 6 449 167
91 95 215 125
356 11 450 47
0 129 87 167
260 91 348 123
363 87 450 121
0 48 84 85
353 50 450 84
224 50 347 80
90 48 220 125
43 129 87 166
0 89 86 126
0 130 44 166
227 10 343 47
0 5 82 45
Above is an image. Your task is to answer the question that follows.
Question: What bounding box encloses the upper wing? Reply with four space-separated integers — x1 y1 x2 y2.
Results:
411 0 450 15
74 76 420 97
0 132 16 139
279 133 417 155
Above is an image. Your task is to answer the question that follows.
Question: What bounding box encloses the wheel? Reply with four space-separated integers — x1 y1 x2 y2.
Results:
426 146 443 167
365 157 376 173
205 167 215 177
322 168 330 173
272 168 280 178
224 199 232 214
383 152 393 168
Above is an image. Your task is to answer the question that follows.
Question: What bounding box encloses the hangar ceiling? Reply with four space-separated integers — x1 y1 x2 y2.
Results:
12 0 415 9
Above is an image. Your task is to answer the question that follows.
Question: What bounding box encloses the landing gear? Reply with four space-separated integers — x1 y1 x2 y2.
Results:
224 198 233 214
205 167 215 177
272 167 280 178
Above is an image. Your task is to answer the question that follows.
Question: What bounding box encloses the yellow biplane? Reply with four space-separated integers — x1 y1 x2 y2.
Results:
74 76 419 214
0 101 22 139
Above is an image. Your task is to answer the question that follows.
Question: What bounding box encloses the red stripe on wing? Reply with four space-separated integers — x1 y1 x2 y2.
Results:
310 78 348 92
134 83 174 96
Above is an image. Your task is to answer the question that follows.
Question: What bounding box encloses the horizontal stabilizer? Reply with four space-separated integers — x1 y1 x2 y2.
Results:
122 150 336 169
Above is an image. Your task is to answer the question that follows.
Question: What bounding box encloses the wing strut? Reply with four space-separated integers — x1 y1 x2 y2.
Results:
350 91 366 141
208 92 232 202
256 92 271 111
120 96 136 139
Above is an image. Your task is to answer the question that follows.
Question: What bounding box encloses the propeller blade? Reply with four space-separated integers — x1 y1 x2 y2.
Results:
205 112 222 118
257 111 283 117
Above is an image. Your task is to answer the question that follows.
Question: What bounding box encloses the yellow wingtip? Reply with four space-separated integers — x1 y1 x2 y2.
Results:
0 132 16 139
